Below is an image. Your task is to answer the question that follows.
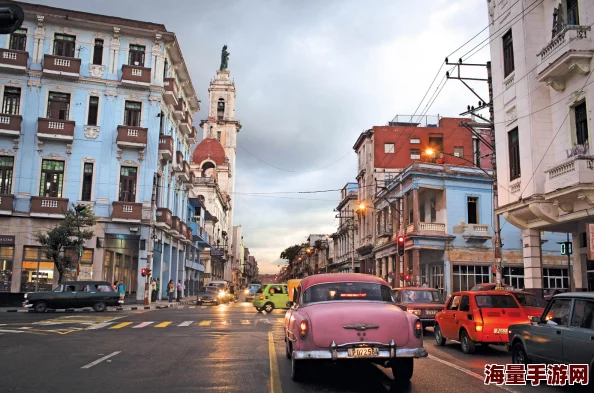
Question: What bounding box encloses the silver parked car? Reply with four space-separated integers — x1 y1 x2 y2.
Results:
508 292 594 377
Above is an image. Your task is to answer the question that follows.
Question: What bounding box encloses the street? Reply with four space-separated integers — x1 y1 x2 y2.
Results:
0 298 588 393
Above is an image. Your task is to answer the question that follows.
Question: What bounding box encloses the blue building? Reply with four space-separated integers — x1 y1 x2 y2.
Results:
0 2 201 302
373 162 568 296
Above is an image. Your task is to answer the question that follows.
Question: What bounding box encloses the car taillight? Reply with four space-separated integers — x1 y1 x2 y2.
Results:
299 320 308 339
473 308 484 332
414 319 422 338
259 295 264 300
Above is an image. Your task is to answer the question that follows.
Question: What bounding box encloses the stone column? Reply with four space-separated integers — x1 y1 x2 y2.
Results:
179 247 186 298
402 192 409 230
412 187 420 232
157 241 164 300
444 259 451 297
412 249 421 286
375 258 380 277
571 231 585 291
388 255 394 286
522 229 543 299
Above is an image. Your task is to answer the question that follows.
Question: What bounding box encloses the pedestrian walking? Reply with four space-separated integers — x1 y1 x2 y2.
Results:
151 278 157 302
117 280 126 304
113 281 118 292
167 280 175 303
176 280 182 301
156 278 161 301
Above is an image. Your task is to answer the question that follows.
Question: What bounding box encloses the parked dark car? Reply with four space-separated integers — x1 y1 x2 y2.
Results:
543 288 568 302
392 287 445 328
196 286 221 306
508 292 594 377
23 281 120 312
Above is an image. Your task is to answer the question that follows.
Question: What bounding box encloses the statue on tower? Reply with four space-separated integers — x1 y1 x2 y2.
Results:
220 45 229 71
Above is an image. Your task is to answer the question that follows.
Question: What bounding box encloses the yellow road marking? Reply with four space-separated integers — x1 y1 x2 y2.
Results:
109 322 133 329
268 331 282 393
189 306 196 309
155 321 172 328
198 320 211 326
277 318 284 324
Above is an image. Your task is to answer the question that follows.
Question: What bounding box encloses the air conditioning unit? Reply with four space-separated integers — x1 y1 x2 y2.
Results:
454 152 460 157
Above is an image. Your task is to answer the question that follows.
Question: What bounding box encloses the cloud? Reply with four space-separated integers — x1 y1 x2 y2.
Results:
30 0 490 273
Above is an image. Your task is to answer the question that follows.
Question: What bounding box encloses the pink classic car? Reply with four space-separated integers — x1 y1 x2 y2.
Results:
284 273 427 382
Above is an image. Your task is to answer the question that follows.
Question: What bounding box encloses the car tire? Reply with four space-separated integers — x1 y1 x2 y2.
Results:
434 324 446 346
291 355 305 382
264 302 274 313
285 338 292 359
92 302 107 312
391 358 414 382
460 330 476 354
511 343 529 365
256 307 263 313
34 301 47 313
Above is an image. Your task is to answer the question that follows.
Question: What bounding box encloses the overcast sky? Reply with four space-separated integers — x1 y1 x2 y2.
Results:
29 0 490 274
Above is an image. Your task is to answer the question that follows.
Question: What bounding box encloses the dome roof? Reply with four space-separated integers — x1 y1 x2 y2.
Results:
192 138 226 166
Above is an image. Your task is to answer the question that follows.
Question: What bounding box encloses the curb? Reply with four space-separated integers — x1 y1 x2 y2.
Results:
0 299 196 313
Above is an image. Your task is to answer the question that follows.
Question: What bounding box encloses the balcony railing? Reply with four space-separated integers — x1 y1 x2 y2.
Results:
111 202 142 222
0 114 22 137
377 227 393 238
163 77 178 106
0 194 14 215
116 125 148 148
180 161 191 183
544 155 594 194
158 135 173 161
30 196 68 218
186 226 193 243
0 48 28 71
170 216 181 236
42 54 81 77
37 118 75 141
173 100 186 121
195 176 216 185
174 151 184 172
188 126 197 144
156 207 172 229
406 222 446 234
121 65 151 86
179 111 192 135
185 172 196 190
180 221 188 241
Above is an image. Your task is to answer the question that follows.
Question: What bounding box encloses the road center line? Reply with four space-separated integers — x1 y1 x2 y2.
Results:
81 351 121 369
178 321 193 327
268 331 282 393
0 329 24 333
427 354 520 393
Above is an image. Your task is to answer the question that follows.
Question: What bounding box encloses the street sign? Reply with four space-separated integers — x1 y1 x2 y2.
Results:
559 242 573 255
588 224 594 260
210 248 225 257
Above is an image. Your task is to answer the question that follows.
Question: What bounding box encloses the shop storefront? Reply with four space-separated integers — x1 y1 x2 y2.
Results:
102 235 140 295
452 264 490 292
21 246 55 292
0 236 14 292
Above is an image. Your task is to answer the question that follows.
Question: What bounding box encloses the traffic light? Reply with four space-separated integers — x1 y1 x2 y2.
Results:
404 275 410 281
559 241 573 255
141 268 152 277
397 235 405 256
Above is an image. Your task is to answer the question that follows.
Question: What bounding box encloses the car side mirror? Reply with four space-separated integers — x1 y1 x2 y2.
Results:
286 301 294 308
530 316 541 323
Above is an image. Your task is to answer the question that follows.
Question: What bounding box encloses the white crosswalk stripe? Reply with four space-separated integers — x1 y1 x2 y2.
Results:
240 320 250 325
132 322 154 328
178 321 193 327
0 329 24 333
88 322 114 330
258 319 270 324
220 320 230 325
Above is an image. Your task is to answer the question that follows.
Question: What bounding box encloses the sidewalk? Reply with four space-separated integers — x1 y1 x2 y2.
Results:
0 297 196 313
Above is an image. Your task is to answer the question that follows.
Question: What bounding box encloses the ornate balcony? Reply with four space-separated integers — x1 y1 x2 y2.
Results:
462 224 491 241
188 126 197 144
158 135 173 162
111 202 142 222
544 155 594 194
405 222 446 234
179 111 192 135
121 65 151 87
155 207 172 229
376 227 393 239
0 194 14 215
180 221 188 242
169 215 181 236
30 196 69 218
42 54 81 78
163 78 178 106
537 25 593 91
178 161 191 183
37 118 75 141
116 125 148 149
0 114 22 137
173 100 186 121
0 49 28 72
173 151 184 172
185 172 195 191
186 226 194 243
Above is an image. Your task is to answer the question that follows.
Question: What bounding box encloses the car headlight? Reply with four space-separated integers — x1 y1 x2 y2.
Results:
197 297 202 301
245 289 249 294
407 309 421 316
218 291 225 298
24 293 27 299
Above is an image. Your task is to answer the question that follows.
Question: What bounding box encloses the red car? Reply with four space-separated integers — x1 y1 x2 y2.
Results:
284 273 427 382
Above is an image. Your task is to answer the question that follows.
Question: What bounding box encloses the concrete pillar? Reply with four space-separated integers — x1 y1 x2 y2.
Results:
522 229 543 299
388 255 394 286
403 251 410 286
571 232 585 291
10 243 23 293
412 249 420 286
157 242 164 300
444 259 451 297
375 258 380 277
403 192 409 229
179 247 185 298
412 188 420 232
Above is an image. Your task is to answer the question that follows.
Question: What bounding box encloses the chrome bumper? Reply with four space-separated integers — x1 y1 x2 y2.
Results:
22 302 33 308
293 341 428 360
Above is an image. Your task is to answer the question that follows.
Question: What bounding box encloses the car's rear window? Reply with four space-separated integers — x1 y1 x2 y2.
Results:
475 295 519 308
401 290 444 303
255 286 265 294
96 285 114 292
204 287 217 293
302 282 393 304
513 293 539 307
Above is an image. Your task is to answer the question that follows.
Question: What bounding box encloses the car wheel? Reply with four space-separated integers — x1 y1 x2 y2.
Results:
391 358 414 382
264 302 274 313
34 301 47 313
460 330 476 354
291 355 305 382
285 338 292 359
256 307 262 313
511 343 529 365
92 302 107 312
434 324 446 346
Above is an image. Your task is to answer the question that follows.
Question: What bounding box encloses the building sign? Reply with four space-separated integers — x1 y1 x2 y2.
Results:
210 248 224 257
78 265 93 280
588 224 594 260
0 235 15 245
201 273 211 278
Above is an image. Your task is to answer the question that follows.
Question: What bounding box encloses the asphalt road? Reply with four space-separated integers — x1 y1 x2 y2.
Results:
0 300 590 393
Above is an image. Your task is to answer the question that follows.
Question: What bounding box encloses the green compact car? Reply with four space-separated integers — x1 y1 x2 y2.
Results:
252 283 289 313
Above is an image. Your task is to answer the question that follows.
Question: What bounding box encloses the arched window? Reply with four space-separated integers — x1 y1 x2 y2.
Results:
217 98 225 120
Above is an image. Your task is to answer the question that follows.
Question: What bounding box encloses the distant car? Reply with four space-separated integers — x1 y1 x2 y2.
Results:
392 287 445 328
23 281 119 312
543 288 568 302
252 283 289 313
434 290 530 354
284 273 427 382
207 282 231 303
508 292 594 378
197 286 221 306
470 283 514 291
244 284 261 301
508 290 544 318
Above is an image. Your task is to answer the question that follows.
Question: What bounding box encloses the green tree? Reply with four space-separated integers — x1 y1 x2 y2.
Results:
34 204 97 284
280 244 302 263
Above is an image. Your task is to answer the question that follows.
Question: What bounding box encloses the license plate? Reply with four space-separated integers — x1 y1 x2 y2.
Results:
494 328 508 334
347 347 379 358
425 310 437 315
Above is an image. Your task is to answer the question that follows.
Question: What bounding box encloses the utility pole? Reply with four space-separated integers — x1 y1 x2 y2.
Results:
144 173 157 306
446 59 502 286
